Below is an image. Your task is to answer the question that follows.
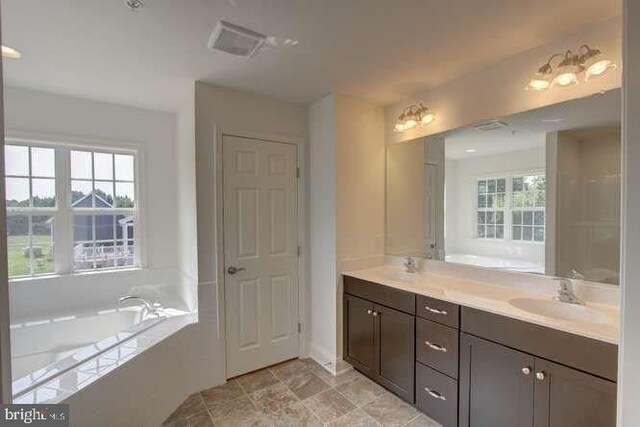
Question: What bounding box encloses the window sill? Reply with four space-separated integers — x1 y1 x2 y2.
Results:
9 267 146 284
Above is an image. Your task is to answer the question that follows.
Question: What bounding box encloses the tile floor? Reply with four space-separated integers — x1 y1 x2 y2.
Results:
162 359 441 426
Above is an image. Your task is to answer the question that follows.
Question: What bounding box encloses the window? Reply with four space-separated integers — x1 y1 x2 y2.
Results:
476 178 506 239
4 142 139 278
475 173 545 243
511 175 545 242
5 146 56 276
70 150 136 271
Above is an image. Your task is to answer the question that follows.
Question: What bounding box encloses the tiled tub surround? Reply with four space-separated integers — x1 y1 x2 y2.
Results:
164 358 441 426
12 309 195 404
345 264 619 344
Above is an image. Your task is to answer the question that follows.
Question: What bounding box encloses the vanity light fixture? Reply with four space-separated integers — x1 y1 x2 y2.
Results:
527 45 616 91
393 103 435 133
1 45 21 59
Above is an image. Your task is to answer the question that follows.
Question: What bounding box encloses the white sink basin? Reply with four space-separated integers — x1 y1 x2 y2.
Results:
381 271 420 282
509 297 611 324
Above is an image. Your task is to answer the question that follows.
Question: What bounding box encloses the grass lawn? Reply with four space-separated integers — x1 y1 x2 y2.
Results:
7 235 54 277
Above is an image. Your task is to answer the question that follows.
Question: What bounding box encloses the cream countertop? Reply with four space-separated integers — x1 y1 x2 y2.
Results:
343 264 620 345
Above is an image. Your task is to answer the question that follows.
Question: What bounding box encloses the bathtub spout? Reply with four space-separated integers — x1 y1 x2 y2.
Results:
118 295 160 317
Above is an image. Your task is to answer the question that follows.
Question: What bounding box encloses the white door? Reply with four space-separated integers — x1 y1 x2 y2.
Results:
223 135 299 377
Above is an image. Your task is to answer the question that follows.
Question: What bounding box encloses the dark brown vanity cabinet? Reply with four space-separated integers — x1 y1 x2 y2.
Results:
343 278 416 403
460 308 618 427
344 276 618 427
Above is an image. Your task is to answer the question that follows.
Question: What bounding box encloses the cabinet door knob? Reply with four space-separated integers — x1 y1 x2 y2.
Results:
366 309 373 315
522 367 531 375
536 371 546 381
425 341 447 352
372 311 379 317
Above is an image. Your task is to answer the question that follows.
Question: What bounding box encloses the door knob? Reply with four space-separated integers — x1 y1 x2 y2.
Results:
227 266 246 275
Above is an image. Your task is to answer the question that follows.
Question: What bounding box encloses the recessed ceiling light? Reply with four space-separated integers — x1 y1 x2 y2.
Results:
465 149 478 153
2 45 21 59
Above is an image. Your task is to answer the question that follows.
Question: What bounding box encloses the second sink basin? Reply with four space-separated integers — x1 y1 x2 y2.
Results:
381 270 421 282
509 297 611 324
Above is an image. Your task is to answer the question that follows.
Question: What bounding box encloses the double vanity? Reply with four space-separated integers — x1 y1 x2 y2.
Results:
342 264 618 427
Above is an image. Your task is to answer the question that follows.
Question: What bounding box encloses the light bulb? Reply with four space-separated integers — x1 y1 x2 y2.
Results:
403 119 417 130
527 78 551 91
554 72 578 87
421 113 435 125
393 121 405 132
585 59 615 80
1 45 21 59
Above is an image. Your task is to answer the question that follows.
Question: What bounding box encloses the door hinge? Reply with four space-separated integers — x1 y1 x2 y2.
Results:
297 245 301 257
296 167 300 179
298 323 302 333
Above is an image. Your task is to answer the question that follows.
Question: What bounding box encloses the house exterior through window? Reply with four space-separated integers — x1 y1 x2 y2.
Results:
476 173 545 243
4 141 139 278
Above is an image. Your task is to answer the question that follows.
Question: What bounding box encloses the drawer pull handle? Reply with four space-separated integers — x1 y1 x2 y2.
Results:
424 387 446 401
424 306 448 316
425 341 447 352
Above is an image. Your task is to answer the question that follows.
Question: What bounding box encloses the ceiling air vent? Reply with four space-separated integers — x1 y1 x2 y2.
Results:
473 120 509 132
207 21 266 57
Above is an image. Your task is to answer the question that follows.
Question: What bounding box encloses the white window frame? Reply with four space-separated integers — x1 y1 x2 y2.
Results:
5 134 146 280
474 170 545 244
475 176 507 240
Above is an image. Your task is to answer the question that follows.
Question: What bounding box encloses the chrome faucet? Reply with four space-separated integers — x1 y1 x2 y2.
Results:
553 278 584 305
404 257 419 274
119 295 161 316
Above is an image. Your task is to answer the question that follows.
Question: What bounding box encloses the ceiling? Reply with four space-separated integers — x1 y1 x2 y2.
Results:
2 0 621 112
445 88 621 159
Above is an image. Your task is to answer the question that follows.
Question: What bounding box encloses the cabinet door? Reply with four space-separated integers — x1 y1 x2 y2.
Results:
343 295 376 377
375 304 415 403
533 358 616 427
459 334 534 427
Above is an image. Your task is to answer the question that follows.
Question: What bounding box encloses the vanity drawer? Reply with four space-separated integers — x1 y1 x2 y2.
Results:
416 362 458 427
416 295 459 328
344 276 415 315
416 318 459 379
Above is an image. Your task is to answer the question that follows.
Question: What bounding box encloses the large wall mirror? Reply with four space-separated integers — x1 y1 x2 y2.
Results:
386 89 621 285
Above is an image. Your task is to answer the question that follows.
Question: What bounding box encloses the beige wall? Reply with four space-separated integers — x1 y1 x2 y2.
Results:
385 17 622 144
309 94 385 363
336 96 386 265
386 139 425 256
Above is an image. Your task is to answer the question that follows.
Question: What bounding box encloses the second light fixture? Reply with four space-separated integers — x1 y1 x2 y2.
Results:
527 44 615 91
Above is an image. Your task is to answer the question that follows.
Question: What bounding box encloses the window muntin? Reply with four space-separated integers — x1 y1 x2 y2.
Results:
475 173 545 243
4 142 139 278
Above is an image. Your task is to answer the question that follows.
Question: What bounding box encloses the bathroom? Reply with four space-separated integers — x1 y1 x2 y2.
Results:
0 1 640 426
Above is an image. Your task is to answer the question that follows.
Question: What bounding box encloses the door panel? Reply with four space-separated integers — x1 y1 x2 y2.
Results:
533 358 616 427
344 295 376 377
376 304 415 403
459 334 534 427
224 135 299 377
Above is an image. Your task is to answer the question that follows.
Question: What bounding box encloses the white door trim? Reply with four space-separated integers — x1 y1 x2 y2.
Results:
214 126 308 378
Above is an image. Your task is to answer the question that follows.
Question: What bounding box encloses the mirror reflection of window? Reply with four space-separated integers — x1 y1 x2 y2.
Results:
386 89 621 286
